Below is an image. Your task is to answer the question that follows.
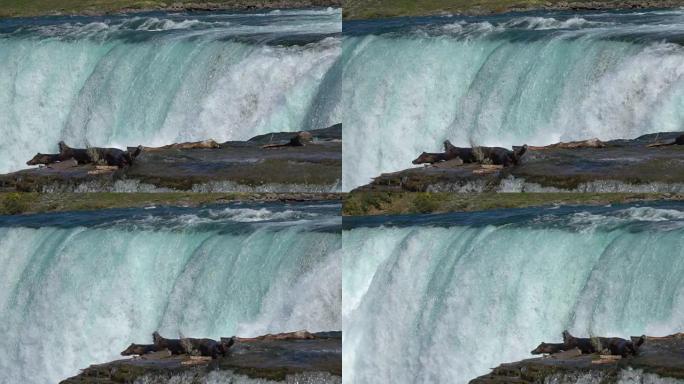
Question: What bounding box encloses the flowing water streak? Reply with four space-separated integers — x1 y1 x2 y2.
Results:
342 9 684 189
0 8 342 174
343 204 684 383
0 202 341 384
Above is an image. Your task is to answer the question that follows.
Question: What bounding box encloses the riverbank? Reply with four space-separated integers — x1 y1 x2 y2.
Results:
344 0 682 19
0 192 342 215
342 191 683 216
0 1 341 18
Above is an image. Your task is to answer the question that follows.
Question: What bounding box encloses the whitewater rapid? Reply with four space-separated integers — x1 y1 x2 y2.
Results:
0 202 341 384
342 9 684 189
0 8 342 174
343 203 684 383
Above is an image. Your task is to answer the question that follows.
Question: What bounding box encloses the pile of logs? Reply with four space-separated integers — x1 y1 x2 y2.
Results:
26 139 223 169
120 330 319 359
27 142 133 168
412 140 527 167
262 131 313 149
531 330 645 358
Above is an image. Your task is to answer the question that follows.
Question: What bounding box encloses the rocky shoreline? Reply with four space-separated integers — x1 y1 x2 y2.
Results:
342 192 684 216
470 333 684 383
356 132 684 194
0 192 342 215
0 125 341 193
61 331 341 383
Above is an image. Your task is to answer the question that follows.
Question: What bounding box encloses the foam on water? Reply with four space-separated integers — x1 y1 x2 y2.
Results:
0 203 341 384
343 204 684 383
342 9 684 189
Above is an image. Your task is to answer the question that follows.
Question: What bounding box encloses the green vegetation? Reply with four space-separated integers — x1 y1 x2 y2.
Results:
0 192 341 215
0 0 339 18
0 0 185 17
343 0 677 19
342 192 684 216
1 193 30 215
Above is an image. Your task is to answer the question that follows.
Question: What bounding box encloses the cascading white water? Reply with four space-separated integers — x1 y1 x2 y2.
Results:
341 9 684 189
0 203 341 384
343 204 684 384
0 8 342 174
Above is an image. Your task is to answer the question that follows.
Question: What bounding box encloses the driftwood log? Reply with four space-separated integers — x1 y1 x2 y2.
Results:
132 139 221 152
530 330 643 357
26 138 222 168
59 141 132 167
120 330 323 359
153 331 232 359
121 344 158 356
412 140 527 167
121 332 233 359
26 142 134 168
26 153 62 166
233 330 317 342
648 134 684 147
528 138 606 150
262 131 313 149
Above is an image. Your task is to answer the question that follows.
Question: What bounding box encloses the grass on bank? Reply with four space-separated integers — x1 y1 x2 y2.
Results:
2 192 681 216
343 0 663 19
0 192 341 215
342 192 684 216
0 0 335 18
0 0 179 17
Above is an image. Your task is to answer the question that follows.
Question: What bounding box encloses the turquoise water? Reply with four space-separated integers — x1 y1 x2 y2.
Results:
343 202 684 383
0 202 341 384
0 8 342 174
342 9 684 189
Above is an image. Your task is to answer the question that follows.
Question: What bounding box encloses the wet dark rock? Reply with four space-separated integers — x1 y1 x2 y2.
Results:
0 125 341 192
60 331 342 383
357 132 684 193
470 333 684 384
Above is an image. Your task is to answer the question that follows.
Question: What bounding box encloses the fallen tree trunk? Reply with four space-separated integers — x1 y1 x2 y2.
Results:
150 331 233 359
528 138 606 150
412 141 527 167
121 330 321 359
648 134 684 147
262 131 313 149
530 330 642 358
136 139 221 152
234 330 317 342
59 141 133 167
